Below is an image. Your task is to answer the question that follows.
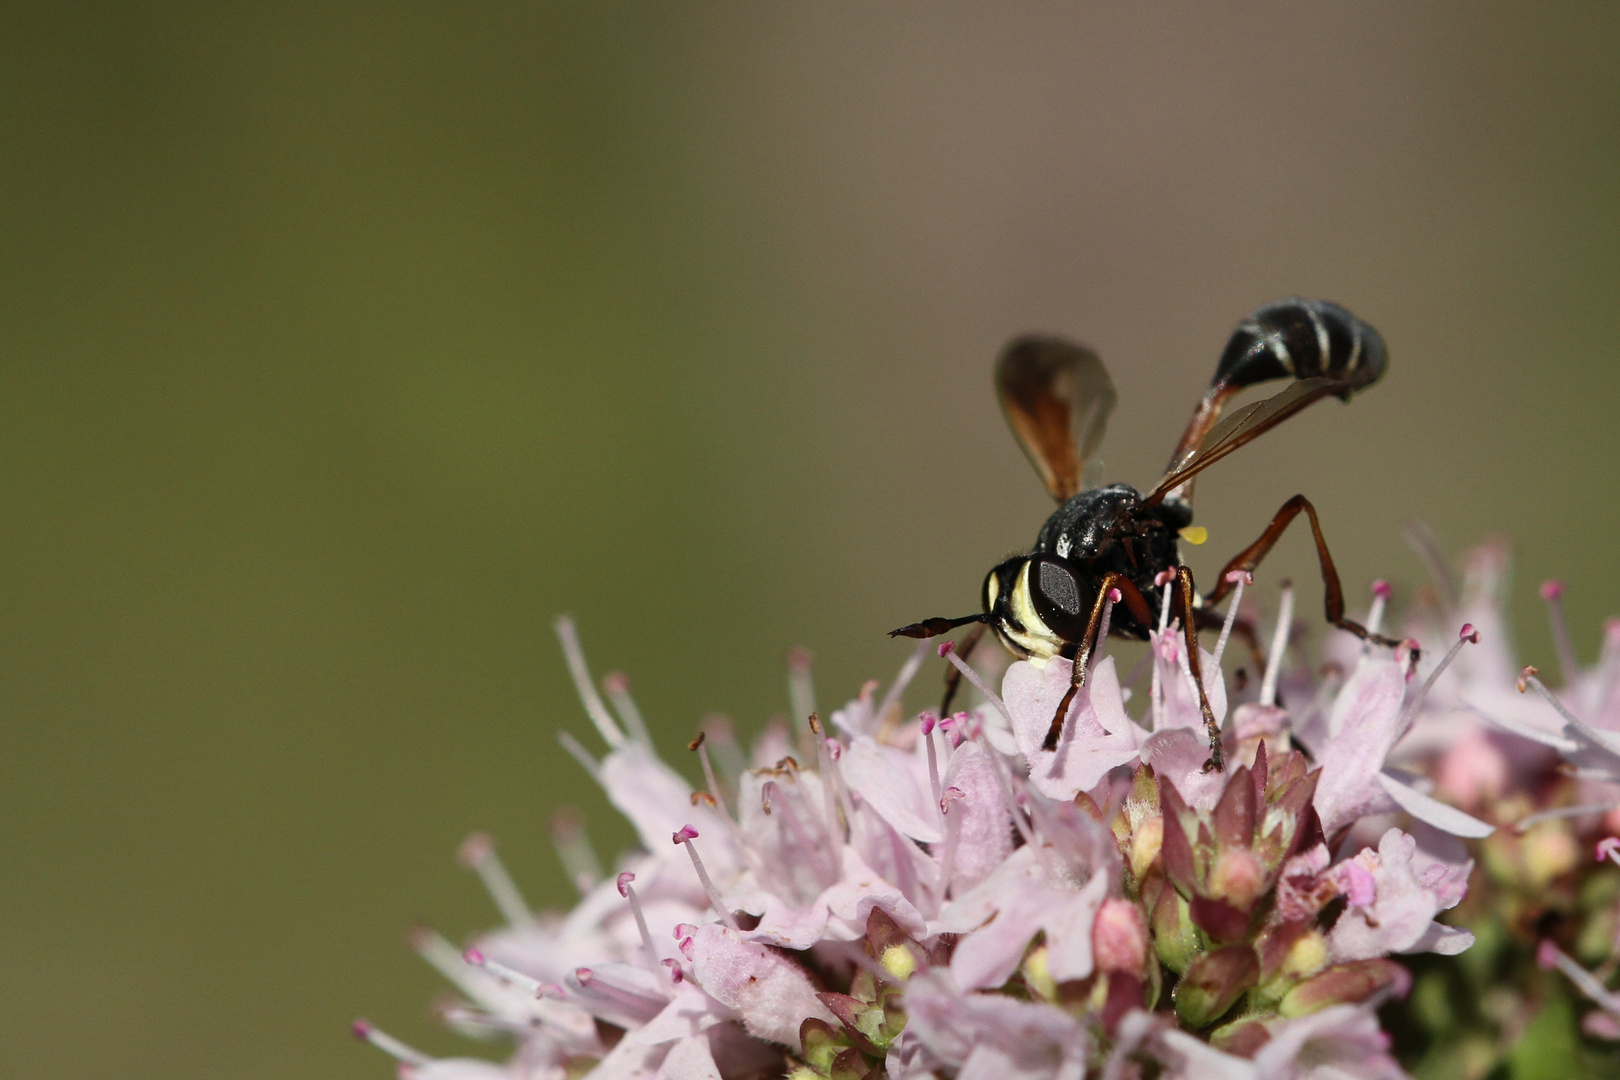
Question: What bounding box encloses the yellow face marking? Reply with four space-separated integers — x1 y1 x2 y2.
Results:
1178 525 1208 546
985 572 1000 613
1003 560 1064 661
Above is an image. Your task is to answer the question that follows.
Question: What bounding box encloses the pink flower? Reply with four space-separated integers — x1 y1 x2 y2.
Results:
1326 829 1474 962
359 579 1499 1080
1003 655 1150 800
1312 642 1494 841
903 971 1089 1080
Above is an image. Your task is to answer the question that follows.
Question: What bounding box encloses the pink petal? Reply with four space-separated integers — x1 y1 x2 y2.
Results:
842 735 943 844
686 925 835 1046
657 1033 723 1080
939 741 1013 893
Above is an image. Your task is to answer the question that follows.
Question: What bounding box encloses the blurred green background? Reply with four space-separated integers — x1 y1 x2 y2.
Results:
2 3 1617 1076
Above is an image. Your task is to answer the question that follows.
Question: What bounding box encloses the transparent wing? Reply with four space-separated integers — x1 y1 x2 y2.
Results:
996 336 1117 502
1144 377 1347 506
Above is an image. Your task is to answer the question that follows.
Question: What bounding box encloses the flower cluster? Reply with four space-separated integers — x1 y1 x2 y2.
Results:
1371 540 1620 1078
353 545 1620 1080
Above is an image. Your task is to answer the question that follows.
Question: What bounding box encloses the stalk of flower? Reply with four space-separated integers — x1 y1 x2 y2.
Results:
359 572 1547 1079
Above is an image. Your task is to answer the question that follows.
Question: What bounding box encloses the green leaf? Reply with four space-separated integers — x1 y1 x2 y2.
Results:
1508 990 1590 1080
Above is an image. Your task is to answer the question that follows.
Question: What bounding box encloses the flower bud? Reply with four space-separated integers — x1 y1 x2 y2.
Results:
1129 815 1164 880
880 943 917 981
1020 943 1057 1003
1280 930 1328 980
1279 959 1409 1017
798 1018 846 1075
1174 944 1260 1028
1152 884 1198 975
1209 848 1265 909
1092 899 1148 977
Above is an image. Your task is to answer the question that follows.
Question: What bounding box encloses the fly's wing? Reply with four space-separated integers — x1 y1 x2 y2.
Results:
1144 376 1350 506
996 336 1116 502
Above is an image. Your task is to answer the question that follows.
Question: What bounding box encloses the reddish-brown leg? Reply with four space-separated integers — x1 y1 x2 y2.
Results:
1202 494 1404 651
1043 575 1155 752
1175 565 1227 772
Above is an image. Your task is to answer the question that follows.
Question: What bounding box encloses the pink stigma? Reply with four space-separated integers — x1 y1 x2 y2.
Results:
1597 837 1620 864
616 872 635 897
937 641 955 657
672 824 699 844
1460 623 1479 643
1154 569 1176 587
1541 580 1566 601
1371 579 1392 599
352 1019 373 1039
456 831 493 867
462 947 485 966
919 712 937 735
1537 939 1560 971
1223 570 1251 586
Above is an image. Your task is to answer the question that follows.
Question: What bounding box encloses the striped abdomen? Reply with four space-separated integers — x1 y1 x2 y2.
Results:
1213 297 1387 397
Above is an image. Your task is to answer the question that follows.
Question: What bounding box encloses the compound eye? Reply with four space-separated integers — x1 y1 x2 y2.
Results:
1030 556 1086 631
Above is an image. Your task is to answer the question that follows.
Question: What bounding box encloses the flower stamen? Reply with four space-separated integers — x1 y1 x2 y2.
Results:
1210 571 1250 670
1539 939 1620 1016
939 640 1013 726
920 712 944 815
617 872 662 971
602 671 652 746
550 807 603 895
1541 580 1580 687
458 833 536 931
1152 570 1176 729
937 785 966 898
788 646 816 727
688 731 730 819
571 964 673 1013
672 825 739 930
1365 579 1392 641
1393 624 1479 743
1093 587 1122 669
557 730 600 779
1515 803 1620 833
437 1003 531 1034
1260 580 1295 708
876 639 929 729
1155 570 1176 632
1519 667 1620 756
351 1019 433 1067
808 714 846 843
763 779 838 888
463 947 544 996
555 616 625 749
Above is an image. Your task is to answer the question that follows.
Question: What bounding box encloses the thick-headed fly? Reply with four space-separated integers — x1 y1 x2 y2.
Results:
891 298 1401 771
